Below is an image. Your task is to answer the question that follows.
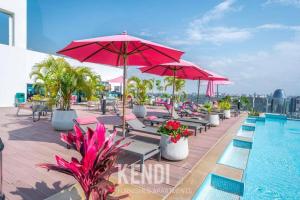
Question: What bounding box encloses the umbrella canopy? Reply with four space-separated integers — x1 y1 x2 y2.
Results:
214 80 233 98
213 80 233 85
139 59 210 78
175 66 228 103
139 59 211 117
206 80 215 97
57 32 184 134
107 76 124 84
57 32 184 66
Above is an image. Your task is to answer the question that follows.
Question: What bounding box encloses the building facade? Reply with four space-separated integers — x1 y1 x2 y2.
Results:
0 0 122 107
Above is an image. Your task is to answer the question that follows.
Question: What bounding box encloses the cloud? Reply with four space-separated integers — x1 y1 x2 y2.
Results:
263 0 300 8
192 0 240 26
188 26 251 44
167 0 300 46
256 23 300 31
168 0 249 45
193 37 300 95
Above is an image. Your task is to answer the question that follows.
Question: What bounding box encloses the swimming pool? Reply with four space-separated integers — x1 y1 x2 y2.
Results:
243 118 300 199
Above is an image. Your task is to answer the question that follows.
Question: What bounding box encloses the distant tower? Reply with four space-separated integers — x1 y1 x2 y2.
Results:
271 89 286 114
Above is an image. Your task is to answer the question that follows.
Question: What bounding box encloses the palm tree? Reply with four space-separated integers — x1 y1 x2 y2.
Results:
164 76 186 102
155 79 164 94
31 56 102 110
127 76 153 105
149 78 155 94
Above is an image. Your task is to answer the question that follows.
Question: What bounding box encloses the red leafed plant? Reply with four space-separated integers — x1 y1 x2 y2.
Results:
157 120 192 143
38 123 130 200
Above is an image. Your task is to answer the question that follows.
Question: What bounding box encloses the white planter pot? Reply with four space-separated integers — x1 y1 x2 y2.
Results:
51 109 78 131
224 110 231 119
132 105 147 118
209 114 220 126
160 134 189 161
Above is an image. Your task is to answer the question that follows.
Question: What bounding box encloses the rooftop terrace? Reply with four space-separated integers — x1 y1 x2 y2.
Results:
0 105 243 200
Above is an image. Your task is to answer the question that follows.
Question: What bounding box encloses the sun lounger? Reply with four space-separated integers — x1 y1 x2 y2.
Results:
114 114 161 136
163 105 211 131
143 115 203 135
74 117 160 172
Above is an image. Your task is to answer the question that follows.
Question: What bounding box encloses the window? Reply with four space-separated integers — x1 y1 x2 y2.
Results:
0 11 10 45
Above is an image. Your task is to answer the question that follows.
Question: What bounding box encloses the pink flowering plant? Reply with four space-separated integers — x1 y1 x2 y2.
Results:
158 120 192 143
38 123 130 200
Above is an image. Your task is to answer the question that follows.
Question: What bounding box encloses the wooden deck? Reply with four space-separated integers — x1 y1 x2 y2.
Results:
0 106 243 200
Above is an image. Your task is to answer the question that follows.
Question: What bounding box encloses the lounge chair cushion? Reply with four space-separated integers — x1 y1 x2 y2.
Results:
146 115 158 120
124 113 137 121
76 116 98 125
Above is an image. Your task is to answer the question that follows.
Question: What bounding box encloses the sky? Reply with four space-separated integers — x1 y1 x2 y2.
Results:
1 0 300 95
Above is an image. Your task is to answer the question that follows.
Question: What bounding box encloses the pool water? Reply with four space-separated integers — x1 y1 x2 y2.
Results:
243 119 300 199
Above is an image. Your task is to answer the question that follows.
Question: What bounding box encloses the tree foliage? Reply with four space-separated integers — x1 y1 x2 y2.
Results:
127 76 153 105
30 56 102 110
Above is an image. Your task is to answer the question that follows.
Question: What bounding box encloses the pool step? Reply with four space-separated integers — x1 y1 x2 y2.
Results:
233 136 253 149
213 164 243 181
192 174 240 200
211 174 244 196
242 124 255 131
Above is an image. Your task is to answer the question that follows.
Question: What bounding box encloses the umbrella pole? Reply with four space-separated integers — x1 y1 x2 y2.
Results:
217 84 219 99
197 79 200 104
171 69 176 118
122 55 128 137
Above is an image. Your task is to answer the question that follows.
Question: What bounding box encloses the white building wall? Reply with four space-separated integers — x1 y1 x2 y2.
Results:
0 44 122 107
0 0 122 107
0 0 27 48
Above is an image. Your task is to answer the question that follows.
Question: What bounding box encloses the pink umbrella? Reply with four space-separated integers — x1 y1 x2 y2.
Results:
214 80 233 97
139 59 210 78
57 32 184 134
139 59 211 116
177 67 228 103
206 80 215 97
213 80 233 85
107 76 123 84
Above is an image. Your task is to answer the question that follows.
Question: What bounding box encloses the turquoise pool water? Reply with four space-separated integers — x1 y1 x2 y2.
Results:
243 118 300 199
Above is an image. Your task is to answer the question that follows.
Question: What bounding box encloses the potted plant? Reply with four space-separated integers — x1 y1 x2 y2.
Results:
248 109 260 117
204 102 220 126
127 76 153 117
158 120 192 161
31 56 100 130
38 123 129 200
219 100 231 119
164 76 186 107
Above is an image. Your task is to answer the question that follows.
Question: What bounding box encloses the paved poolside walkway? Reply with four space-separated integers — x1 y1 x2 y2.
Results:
0 105 243 200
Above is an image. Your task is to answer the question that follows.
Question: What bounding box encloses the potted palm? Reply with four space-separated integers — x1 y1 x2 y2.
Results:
31 56 100 130
127 76 153 117
158 120 192 161
204 102 220 126
164 76 185 108
219 100 231 119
